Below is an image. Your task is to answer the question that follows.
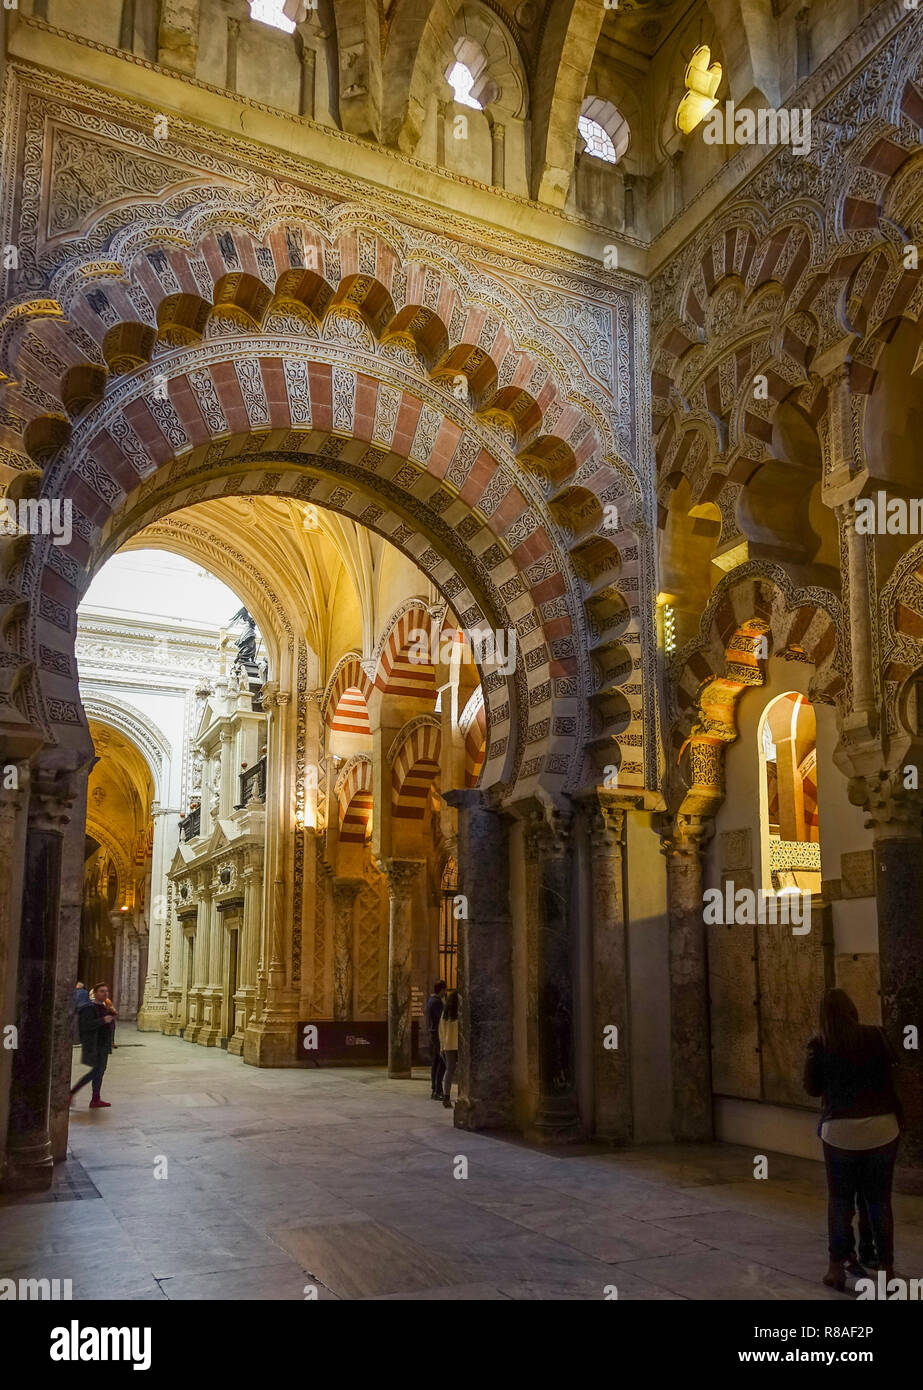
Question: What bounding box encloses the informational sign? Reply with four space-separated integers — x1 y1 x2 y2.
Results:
296 1020 422 1065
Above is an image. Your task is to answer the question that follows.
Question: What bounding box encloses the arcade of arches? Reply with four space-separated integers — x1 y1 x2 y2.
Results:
1 0 923 1202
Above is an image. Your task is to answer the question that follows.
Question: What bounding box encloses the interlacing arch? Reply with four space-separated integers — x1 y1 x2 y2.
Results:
668 570 841 814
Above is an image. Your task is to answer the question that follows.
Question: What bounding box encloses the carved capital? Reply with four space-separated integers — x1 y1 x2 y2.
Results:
589 804 626 854
0 779 25 833
524 805 572 861
658 811 715 861
848 770 923 840
27 765 78 834
261 683 292 711
578 790 626 854
331 876 364 911
381 858 423 904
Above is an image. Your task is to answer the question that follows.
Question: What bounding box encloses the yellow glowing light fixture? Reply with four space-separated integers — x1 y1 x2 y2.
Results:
675 45 722 134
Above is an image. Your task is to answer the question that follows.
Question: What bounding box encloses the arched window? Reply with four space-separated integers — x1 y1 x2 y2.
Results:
448 61 482 109
579 97 630 164
758 692 821 896
249 0 295 34
446 35 493 109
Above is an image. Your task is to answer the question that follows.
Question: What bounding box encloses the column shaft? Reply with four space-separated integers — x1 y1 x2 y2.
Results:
384 860 422 1078
331 878 363 1021
661 814 714 1142
524 807 579 1138
0 774 29 1186
6 783 72 1189
586 800 632 1143
446 790 514 1130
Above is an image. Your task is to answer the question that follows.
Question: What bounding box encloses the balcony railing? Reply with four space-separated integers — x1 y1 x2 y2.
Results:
237 755 267 809
179 806 201 842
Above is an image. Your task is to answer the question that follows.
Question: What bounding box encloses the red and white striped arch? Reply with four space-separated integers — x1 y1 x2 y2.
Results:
337 755 374 844
375 605 438 703
324 653 373 734
459 687 487 788
391 718 442 822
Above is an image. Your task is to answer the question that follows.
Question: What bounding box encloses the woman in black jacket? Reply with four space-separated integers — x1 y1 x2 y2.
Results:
804 988 903 1290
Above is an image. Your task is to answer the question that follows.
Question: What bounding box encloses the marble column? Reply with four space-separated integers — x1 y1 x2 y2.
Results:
0 767 30 1186
583 794 632 1144
524 805 579 1139
157 0 200 75
299 43 316 119
331 878 363 1021
837 499 877 725
623 174 635 232
489 118 506 188
856 773 923 1193
382 859 423 1078
226 17 241 93
49 772 89 1162
443 789 514 1131
436 99 448 169
137 803 177 1031
234 860 262 1050
660 812 714 1142
5 766 76 1191
671 151 684 218
244 681 299 1065
119 0 136 53
796 7 812 81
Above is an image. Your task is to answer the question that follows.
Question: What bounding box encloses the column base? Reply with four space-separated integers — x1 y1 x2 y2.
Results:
227 1032 246 1056
593 1123 634 1147
242 991 300 1066
526 1097 584 1145
454 1097 513 1132
136 1000 168 1032
2 1140 54 1193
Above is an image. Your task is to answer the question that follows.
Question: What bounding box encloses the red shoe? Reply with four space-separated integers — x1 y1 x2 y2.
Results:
88 1099 111 1108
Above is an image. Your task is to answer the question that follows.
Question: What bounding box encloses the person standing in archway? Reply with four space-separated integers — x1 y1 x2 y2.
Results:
440 989 460 1110
804 988 903 1290
426 980 447 1099
70 983 117 1109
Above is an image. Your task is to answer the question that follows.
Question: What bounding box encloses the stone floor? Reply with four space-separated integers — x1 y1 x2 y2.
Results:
2 1025 922 1300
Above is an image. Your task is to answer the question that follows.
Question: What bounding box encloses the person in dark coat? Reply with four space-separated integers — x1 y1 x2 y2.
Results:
70 983 116 1109
804 988 903 1290
425 981 447 1099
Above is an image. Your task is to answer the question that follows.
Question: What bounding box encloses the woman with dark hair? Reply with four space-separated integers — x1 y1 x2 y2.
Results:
804 988 903 1291
439 989 460 1110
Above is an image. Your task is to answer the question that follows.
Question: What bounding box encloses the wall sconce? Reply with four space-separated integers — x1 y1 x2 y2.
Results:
675 45 722 134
